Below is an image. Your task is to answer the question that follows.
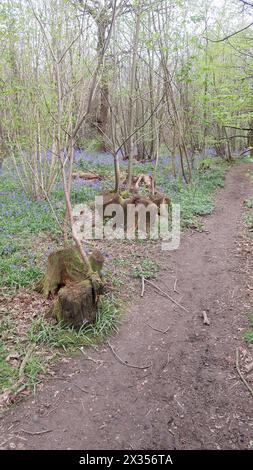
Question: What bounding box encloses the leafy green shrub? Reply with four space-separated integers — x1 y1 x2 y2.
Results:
83 137 103 152
198 157 214 171
132 259 159 279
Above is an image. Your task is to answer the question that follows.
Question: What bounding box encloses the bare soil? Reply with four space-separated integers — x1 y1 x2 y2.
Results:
1 163 253 450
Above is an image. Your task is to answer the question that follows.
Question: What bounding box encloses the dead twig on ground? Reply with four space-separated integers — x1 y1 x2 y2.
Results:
20 428 53 435
146 322 170 334
203 311 210 326
173 278 180 294
79 347 104 365
144 279 189 313
236 349 253 398
141 277 145 297
71 383 88 394
107 341 152 370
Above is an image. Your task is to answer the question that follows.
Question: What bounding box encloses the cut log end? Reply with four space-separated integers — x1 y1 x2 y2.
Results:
53 280 97 329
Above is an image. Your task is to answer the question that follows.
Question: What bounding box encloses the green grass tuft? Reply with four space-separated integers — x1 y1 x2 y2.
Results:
0 293 121 395
27 294 121 350
132 259 159 279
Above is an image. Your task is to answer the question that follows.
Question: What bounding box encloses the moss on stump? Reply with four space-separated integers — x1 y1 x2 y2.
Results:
37 246 104 329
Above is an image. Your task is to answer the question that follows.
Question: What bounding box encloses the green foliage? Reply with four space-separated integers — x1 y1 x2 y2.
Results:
0 319 19 391
245 331 253 343
245 214 253 231
0 346 18 391
24 355 46 390
83 137 103 153
0 164 101 287
28 294 120 350
91 295 121 338
0 176 58 287
158 160 227 230
132 259 159 279
0 293 121 394
245 316 253 343
198 158 214 171
75 159 114 183
0 156 228 288
244 198 253 209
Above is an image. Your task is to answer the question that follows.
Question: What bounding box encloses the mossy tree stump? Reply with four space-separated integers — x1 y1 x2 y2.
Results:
37 246 104 329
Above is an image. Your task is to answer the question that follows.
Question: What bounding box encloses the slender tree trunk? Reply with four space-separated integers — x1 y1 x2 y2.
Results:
127 2 142 189
96 19 110 149
248 119 253 157
223 127 233 161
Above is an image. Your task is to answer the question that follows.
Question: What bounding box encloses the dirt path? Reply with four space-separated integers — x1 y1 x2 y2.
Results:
1 163 253 450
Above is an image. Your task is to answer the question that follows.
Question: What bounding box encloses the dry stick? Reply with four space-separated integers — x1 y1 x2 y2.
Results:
236 349 253 398
203 311 210 326
71 383 89 394
79 347 103 364
146 323 170 334
144 279 189 313
20 429 53 436
107 342 152 370
173 278 180 294
240 147 253 156
141 277 145 297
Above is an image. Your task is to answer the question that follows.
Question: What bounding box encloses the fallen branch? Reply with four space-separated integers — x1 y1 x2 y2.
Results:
72 171 101 180
79 348 104 365
236 349 253 398
141 277 145 297
144 279 189 313
240 147 253 156
71 383 89 394
107 341 152 370
203 311 210 326
20 429 53 436
173 278 180 294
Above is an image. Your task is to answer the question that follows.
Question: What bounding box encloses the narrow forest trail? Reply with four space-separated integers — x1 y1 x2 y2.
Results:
1 163 253 450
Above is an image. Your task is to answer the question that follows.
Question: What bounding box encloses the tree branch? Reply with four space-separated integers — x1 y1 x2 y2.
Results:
205 21 253 43
224 125 253 132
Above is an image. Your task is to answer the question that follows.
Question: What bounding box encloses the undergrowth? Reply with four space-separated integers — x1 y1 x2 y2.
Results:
244 316 253 344
157 158 228 230
0 294 121 395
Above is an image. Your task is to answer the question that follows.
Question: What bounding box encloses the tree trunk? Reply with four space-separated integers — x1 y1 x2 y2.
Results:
96 20 110 150
127 2 142 189
248 119 253 158
37 246 104 329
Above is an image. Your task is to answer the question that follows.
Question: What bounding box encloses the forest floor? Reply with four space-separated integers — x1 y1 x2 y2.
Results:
1 162 253 450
